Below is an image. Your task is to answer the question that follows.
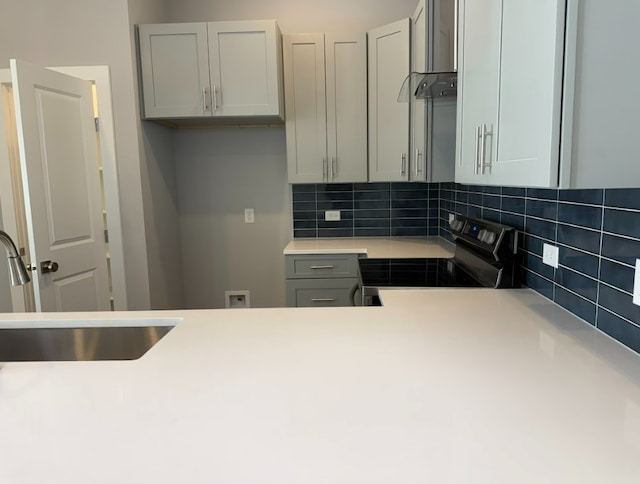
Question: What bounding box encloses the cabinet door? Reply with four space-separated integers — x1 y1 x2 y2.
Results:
138 23 211 118
284 34 328 183
208 20 283 117
368 19 410 182
325 33 368 183
490 0 565 187
455 0 500 185
410 0 427 182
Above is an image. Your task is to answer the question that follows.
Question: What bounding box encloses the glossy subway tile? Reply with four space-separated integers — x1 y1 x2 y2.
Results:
559 189 603 205
556 224 601 254
558 246 599 279
290 181 640 354
555 266 598 302
599 258 635 294
603 208 640 239
598 284 640 325
554 287 597 326
597 309 640 354
557 203 603 230
604 188 640 210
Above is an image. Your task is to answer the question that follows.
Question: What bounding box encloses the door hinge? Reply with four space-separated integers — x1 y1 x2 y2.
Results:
94 117 100 132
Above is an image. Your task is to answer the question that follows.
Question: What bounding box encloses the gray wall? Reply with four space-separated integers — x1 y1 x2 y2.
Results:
127 0 185 310
176 128 290 308
0 205 12 312
165 0 417 32
168 0 418 308
0 0 153 310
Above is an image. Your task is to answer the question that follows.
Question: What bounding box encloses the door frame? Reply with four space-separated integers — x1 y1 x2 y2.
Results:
0 65 127 311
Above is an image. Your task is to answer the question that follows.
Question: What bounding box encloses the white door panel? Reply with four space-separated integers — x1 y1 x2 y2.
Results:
10 59 110 312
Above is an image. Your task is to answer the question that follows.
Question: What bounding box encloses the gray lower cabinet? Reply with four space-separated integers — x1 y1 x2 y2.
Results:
285 254 360 307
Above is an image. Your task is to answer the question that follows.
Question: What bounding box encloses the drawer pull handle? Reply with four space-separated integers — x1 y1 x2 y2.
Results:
310 265 334 269
311 298 335 302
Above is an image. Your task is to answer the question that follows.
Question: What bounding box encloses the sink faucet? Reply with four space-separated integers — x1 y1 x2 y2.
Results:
0 230 30 286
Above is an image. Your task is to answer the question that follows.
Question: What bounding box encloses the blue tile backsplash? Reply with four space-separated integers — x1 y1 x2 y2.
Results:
292 183 439 238
291 182 640 355
440 182 640 355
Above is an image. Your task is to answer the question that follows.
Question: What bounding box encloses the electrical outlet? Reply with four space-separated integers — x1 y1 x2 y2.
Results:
542 243 559 268
225 290 250 308
633 259 640 306
244 208 254 224
325 210 341 221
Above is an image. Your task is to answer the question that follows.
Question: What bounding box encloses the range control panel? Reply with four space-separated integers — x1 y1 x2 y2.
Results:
449 215 517 260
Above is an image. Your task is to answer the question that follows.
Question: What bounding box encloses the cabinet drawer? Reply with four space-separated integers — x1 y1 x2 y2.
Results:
286 278 359 307
285 254 359 279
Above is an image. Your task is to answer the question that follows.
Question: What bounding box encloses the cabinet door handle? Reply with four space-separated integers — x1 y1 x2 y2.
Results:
401 153 407 177
331 157 337 181
322 158 328 181
310 265 334 270
474 125 481 175
212 85 218 112
311 298 335 303
480 124 493 174
415 149 422 178
202 87 209 112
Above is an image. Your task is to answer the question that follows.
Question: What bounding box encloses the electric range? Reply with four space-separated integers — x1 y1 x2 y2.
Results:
358 215 520 306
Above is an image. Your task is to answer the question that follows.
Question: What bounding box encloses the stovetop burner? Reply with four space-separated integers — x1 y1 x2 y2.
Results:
357 215 521 305
358 257 483 288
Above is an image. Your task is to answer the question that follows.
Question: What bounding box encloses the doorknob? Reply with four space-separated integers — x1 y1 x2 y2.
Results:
40 260 59 274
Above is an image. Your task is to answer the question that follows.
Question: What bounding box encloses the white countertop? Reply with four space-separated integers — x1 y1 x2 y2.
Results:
1 289 640 484
283 236 454 258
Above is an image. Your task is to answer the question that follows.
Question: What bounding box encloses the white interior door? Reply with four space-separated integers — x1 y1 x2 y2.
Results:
10 59 110 312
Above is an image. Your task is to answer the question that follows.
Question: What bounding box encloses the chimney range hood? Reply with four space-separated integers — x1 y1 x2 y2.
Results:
397 71 457 102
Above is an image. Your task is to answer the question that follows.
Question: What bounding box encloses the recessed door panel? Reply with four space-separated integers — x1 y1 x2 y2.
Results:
53 270 99 312
35 88 93 245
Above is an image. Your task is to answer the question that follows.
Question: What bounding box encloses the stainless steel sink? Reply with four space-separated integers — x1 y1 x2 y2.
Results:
0 324 175 362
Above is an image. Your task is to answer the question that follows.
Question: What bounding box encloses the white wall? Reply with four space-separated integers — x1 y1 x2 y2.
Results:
0 0 153 310
168 0 418 308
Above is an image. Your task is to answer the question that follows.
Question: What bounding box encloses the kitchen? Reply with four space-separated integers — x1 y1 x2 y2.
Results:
1 0 638 349
1 0 640 482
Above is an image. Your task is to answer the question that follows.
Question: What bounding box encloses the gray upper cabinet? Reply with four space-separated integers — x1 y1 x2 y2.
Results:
456 0 640 189
455 0 566 187
368 19 411 182
284 33 368 184
410 0 457 183
138 20 284 120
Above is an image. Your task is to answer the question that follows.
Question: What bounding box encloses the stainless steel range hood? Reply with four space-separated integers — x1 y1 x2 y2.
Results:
397 71 457 102
399 0 458 102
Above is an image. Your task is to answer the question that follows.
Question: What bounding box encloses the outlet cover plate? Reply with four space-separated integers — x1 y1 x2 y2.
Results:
325 210 341 221
542 243 559 268
244 208 254 224
634 259 640 306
